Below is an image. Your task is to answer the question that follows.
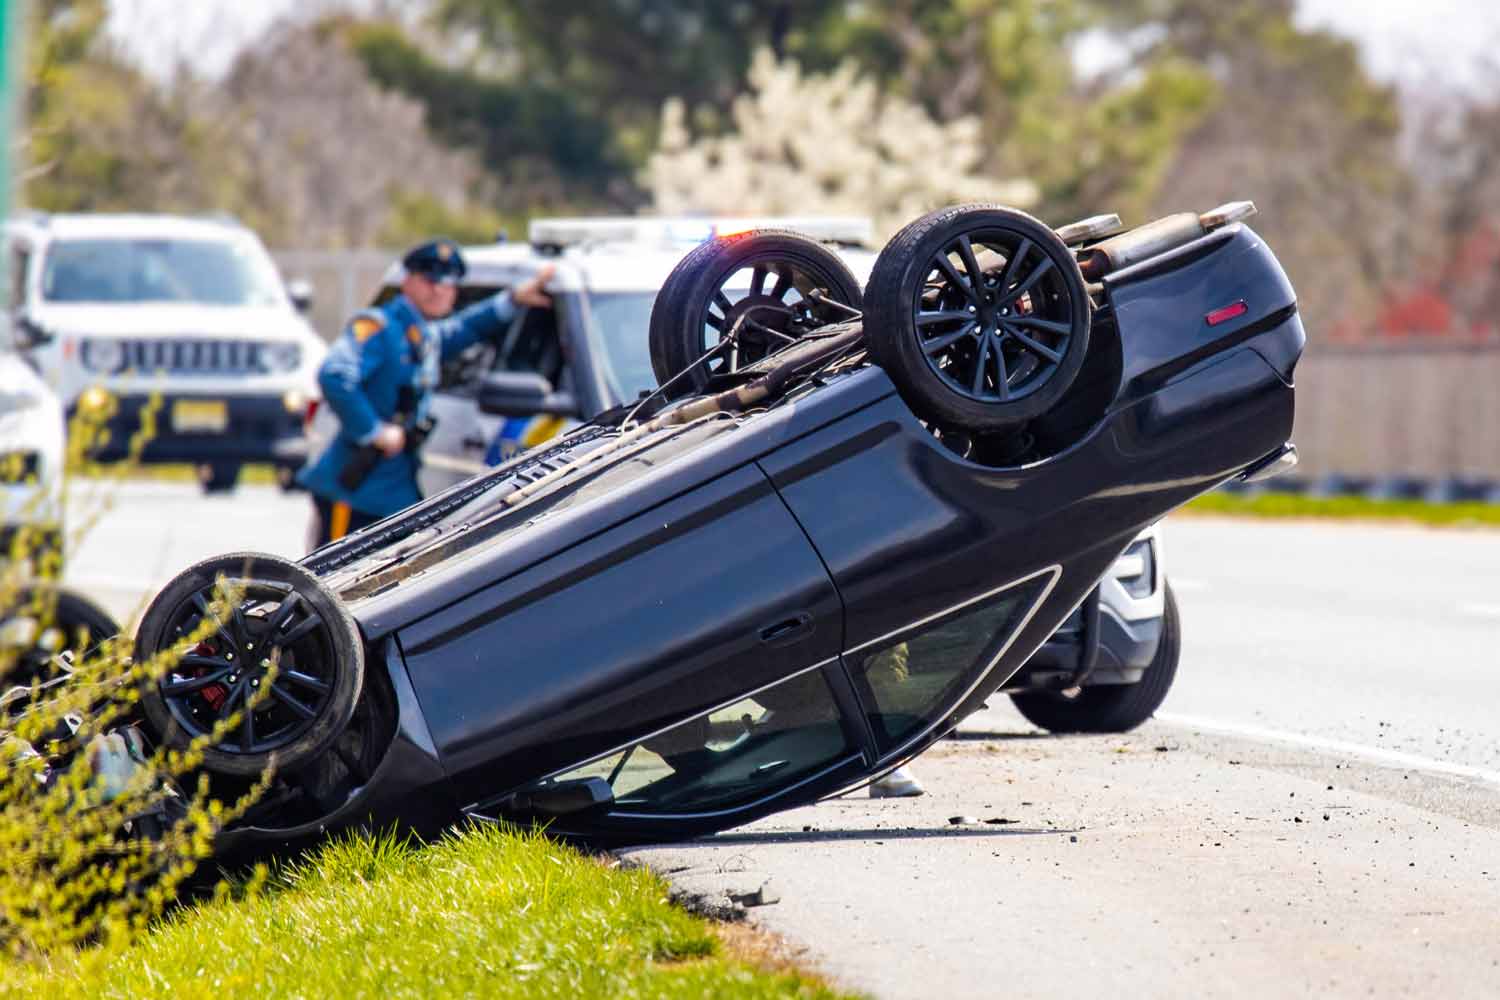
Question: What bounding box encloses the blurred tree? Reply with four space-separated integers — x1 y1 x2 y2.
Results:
20 6 505 249
792 0 1217 228
347 22 629 213
644 48 1036 242
1100 0 1413 334
791 0 1412 334
348 2 853 214
212 17 504 248
431 1 849 135
1388 88 1500 339
21 0 244 214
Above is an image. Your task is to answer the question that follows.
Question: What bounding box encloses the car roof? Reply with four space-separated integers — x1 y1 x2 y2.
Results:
6 213 256 242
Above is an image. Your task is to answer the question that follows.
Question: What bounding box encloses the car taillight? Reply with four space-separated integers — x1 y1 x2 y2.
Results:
1205 300 1248 326
303 398 320 432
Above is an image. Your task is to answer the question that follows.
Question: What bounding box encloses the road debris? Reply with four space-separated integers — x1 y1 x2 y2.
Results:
730 880 782 908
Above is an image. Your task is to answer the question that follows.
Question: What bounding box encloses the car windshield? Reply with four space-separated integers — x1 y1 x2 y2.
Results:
41 237 286 306
581 291 659 403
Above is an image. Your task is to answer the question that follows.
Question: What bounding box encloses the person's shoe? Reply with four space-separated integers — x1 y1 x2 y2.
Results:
868 764 925 798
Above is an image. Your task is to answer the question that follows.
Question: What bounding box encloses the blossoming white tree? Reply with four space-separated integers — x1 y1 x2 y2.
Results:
644 48 1037 242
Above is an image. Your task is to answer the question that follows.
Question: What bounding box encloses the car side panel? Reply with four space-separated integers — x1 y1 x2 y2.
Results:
760 337 1296 674
395 463 843 808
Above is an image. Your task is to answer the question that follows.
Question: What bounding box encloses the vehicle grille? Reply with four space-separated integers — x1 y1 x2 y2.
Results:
120 339 268 375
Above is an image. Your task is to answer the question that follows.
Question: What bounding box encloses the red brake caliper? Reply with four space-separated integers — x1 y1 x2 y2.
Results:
192 641 228 711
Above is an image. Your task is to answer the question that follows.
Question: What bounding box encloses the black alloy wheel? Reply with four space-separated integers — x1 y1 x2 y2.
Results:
0 587 120 687
649 230 864 399
865 204 1091 432
137 552 363 776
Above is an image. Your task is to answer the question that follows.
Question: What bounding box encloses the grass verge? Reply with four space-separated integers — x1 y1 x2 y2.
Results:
1 823 848 1000
1182 491 1500 528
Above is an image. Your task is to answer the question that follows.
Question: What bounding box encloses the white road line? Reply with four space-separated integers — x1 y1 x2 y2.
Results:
1458 602 1500 618
1157 711 1500 787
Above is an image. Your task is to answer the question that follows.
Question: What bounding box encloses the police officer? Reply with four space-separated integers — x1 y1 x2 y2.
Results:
298 238 555 546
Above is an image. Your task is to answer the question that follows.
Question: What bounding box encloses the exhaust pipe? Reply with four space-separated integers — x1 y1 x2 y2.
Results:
1078 201 1256 281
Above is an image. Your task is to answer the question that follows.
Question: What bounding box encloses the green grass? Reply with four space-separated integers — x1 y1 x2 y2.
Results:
2 824 848 1000
1183 491 1500 527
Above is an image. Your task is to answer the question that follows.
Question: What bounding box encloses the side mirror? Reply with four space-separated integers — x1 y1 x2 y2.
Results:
13 315 53 349
478 370 577 418
287 278 315 315
505 777 614 816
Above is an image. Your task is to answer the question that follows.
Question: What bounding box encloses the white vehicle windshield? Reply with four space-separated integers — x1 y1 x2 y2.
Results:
41 237 286 306
584 291 659 403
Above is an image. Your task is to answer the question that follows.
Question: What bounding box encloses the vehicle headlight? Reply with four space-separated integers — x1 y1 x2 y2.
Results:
75 385 117 420
80 338 126 375
1112 538 1156 598
264 342 302 373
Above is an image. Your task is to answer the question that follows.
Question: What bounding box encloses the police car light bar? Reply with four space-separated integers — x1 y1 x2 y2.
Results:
528 216 874 250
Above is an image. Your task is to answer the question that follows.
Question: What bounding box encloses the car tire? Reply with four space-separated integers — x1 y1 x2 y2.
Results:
137 551 363 777
1 586 120 686
199 462 241 494
864 204 1091 432
649 230 864 399
1009 581 1180 734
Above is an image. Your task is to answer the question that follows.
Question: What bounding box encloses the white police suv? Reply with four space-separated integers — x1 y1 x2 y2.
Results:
3 213 325 492
0 336 64 565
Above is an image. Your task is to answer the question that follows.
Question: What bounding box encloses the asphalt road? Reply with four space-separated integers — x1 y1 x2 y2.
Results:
57 487 1500 998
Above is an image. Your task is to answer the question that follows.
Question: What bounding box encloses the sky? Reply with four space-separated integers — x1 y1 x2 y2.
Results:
107 0 1500 95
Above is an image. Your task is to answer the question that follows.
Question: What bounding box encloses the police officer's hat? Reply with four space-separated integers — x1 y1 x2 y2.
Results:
402 238 467 284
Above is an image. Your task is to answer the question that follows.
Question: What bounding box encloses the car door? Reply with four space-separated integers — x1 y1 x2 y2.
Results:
753 384 1136 761
396 463 853 812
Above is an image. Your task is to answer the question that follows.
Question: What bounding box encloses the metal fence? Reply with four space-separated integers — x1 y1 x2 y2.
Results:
271 249 397 343
1293 341 1500 481
268 248 1500 481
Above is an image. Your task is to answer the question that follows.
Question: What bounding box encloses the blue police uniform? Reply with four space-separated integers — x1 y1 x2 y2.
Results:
298 242 518 520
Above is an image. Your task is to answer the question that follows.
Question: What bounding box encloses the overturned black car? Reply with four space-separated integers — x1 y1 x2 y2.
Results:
130 202 1302 848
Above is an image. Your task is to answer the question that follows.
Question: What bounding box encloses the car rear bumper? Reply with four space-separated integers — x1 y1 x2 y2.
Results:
69 393 308 467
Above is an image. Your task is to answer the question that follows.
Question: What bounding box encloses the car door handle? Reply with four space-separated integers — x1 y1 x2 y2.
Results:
759 613 813 646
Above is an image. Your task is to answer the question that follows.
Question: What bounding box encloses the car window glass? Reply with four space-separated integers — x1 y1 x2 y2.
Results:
544 668 852 814
436 284 508 392
496 305 564 386
851 579 1047 751
40 237 285 306
583 291 659 402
